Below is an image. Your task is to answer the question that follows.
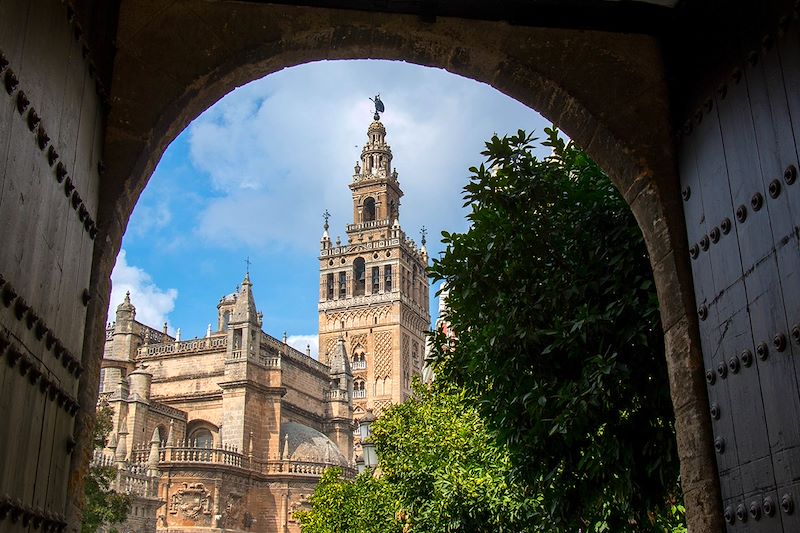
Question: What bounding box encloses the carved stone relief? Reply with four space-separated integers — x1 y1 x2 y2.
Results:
169 482 212 522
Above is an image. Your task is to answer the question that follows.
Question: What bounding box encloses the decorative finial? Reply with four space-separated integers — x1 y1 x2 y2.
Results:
283 331 287 343
245 256 252 274
420 226 427 246
306 344 311 357
369 94 385 121
323 210 330 231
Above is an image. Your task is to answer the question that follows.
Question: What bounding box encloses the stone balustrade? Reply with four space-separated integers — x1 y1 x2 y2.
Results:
346 219 390 233
326 389 350 401
139 444 355 479
138 334 227 357
91 451 160 499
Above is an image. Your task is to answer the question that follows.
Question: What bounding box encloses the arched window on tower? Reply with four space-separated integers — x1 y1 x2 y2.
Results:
353 379 366 399
353 347 367 370
363 197 376 222
353 258 366 296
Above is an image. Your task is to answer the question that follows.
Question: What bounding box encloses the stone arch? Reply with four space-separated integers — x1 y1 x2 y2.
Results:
79 5 711 530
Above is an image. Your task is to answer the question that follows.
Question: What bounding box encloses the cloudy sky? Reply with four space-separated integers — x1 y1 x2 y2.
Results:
109 60 550 357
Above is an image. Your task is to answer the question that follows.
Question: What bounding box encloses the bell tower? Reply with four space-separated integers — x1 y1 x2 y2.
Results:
318 97 431 418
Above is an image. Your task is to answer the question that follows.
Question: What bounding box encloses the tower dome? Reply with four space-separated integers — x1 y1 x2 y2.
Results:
115 291 136 322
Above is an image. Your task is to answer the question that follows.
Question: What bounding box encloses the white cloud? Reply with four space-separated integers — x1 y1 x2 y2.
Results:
286 334 319 360
108 249 178 329
128 199 172 237
186 60 549 255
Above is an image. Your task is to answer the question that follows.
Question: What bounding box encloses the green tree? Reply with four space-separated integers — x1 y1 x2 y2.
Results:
427 128 684 532
81 405 131 533
294 467 402 533
297 381 539 532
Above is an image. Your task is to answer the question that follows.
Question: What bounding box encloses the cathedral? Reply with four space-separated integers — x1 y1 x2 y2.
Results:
95 109 431 533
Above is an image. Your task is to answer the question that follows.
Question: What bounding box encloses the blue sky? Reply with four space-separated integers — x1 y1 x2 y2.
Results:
109 59 550 357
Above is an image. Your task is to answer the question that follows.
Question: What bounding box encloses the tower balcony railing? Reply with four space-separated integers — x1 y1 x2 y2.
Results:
326 389 350 401
352 389 367 399
352 360 367 370
346 219 390 233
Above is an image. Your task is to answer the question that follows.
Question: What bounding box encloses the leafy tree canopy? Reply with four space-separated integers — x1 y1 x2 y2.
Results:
427 128 683 532
297 381 539 532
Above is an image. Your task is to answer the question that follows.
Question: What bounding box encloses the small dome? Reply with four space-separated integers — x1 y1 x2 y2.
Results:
117 291 135 312
367 120 386 133
280 422 348 466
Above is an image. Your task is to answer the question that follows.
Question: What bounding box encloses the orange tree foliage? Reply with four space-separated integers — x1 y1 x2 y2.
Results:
427 129 684 532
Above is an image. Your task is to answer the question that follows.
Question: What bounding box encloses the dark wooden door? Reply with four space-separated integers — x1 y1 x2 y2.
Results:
680 22 800 532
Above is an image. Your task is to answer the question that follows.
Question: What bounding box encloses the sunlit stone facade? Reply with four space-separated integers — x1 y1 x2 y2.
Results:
98 278 354 533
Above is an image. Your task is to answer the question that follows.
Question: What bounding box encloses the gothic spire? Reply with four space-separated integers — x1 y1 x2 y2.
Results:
231 272 259 326
329 336 352 379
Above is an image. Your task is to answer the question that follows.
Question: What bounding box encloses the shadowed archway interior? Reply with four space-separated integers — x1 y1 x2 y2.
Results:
85 3 709 531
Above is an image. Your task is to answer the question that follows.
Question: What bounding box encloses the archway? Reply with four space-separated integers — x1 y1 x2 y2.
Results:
69 4 711 531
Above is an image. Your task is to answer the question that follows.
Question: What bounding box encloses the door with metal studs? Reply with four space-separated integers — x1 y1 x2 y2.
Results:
680 20 800 532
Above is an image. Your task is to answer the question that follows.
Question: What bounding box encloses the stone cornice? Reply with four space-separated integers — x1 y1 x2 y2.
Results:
217 379 286 397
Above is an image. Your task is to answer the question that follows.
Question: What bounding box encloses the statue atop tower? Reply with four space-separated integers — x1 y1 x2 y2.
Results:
369 94 385 121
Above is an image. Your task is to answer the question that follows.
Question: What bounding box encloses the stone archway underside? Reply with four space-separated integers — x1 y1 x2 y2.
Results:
65 1 715 531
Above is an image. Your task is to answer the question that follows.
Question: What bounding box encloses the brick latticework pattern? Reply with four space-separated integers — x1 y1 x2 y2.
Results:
373 331 393 379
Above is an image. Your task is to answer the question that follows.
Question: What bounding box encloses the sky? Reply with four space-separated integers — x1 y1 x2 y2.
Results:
108 59 550 358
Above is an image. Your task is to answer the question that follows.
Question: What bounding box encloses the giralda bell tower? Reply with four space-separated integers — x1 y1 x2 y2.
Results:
318 96 431 419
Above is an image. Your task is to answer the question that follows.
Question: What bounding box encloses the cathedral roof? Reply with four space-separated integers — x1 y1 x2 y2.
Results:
280 422 348 466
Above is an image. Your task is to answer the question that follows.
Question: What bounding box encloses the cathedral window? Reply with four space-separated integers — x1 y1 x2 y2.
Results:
353 258 366 296
326 273 334 300
371 267 380 294
98 368 106 392
384 265 392 292
339 271 347 298
190 428 213 449
363 197 376 222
